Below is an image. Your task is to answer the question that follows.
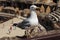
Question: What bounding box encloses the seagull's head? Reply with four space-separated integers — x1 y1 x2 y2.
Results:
30 5 39 11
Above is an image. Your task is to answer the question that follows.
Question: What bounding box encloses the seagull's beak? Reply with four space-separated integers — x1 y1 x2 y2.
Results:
36 7 40 10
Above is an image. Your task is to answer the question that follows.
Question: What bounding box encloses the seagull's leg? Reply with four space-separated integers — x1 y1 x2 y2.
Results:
38 24 47 35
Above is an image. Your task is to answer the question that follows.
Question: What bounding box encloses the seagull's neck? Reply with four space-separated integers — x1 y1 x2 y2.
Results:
30 10 37 18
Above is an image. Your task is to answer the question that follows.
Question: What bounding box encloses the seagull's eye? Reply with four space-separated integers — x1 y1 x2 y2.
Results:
31 7 34 8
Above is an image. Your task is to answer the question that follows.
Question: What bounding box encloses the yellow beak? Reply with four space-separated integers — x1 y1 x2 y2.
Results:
36 7 40 10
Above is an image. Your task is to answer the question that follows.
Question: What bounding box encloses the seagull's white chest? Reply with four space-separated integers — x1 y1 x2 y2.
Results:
27 11 39 26
29 18 38 26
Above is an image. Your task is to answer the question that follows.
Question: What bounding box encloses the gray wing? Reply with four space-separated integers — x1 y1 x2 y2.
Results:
17 20 31 29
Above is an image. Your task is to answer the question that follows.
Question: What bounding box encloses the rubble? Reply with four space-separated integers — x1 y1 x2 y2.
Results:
23 9 30 17
57 0 60 7
40 5 45 13
0 6 4 12
46 6 51 14
25 24 47 38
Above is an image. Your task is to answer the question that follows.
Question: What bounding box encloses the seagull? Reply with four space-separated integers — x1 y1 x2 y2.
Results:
13 5 39 29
